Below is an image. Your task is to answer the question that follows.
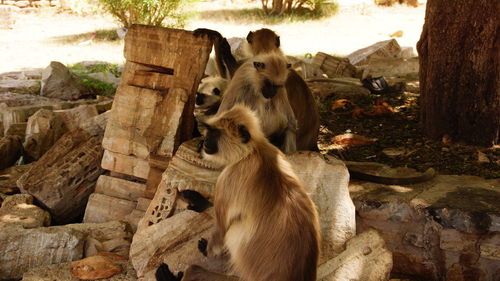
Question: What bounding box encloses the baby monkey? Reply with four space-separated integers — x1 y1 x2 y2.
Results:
183 105 320 281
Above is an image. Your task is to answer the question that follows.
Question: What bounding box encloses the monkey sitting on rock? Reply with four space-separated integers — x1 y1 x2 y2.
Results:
194 76 228 134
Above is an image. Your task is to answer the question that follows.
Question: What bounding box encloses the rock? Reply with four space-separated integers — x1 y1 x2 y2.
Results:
358 57 419 79
55 104 98 131
23 109 68 161
65 221 132 258
22 260 137 281
71 255 123 280
130 210 224 279
347 39 402 66
0 225 84 280
307 78 371 100
0 79 41 94
292 60 327 80
88 72 121 87
101 150 150 179
287 152 356 261
312 52 359 78
0 5 19 29
0 194 50 228
41 61 87 100
17 113 108 224
84 193 137 224
1 103 55 135
399 47 415 58
0 92 58 107
0 135 23 170
317 229 393 281
351 175 500 280
0 164 31 195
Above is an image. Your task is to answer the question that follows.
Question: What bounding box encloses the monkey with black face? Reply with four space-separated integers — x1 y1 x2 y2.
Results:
183 105 320 281
216 52 298 153
194 76 228 135
193 28 320 151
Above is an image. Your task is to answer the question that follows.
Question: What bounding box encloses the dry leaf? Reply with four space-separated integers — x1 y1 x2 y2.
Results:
71 255 122 280
333 133 377 147
331 99 355 111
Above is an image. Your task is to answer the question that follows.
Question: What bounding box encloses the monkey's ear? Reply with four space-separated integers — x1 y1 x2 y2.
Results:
213 88 221 96
275 36 280 48
246 31 254 44
286 63 292 69
253 61 265 70
238 125 251 143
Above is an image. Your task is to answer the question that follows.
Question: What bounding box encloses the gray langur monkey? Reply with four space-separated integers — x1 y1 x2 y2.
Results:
216 53 298 153
182 105 320 281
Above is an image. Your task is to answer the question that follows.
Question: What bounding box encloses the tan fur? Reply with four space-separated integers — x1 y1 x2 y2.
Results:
217 53 298 153
199 105 320 281
245 29 319 150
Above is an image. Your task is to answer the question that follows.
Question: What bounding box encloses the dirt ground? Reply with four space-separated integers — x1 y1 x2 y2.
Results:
0 0 426 72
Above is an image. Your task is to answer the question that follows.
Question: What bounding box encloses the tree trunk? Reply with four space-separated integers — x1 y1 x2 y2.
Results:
417 0 499 146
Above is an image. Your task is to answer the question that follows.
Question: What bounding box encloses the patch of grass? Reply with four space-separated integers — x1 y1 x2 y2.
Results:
68 62 120 97
47 28 121 45
78 76 117 97
196 2 338 25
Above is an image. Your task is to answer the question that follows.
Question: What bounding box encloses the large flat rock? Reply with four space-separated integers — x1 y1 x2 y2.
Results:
350 174 500 280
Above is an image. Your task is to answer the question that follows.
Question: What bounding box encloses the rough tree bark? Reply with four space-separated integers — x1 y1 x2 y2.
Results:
417 0 499 146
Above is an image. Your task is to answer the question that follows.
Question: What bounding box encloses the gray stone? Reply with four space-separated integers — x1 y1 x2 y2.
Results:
0 79 41 95
0 194 51 228
41 61 87 100
358 57 419 79
0 225 84 280
0 135 23 170
318 229 393 281
17 113 108 224
0 92 58 107
55 104 98 131
23 109 68 160
307 77 371 100
347 39 402 66
351 174 500 280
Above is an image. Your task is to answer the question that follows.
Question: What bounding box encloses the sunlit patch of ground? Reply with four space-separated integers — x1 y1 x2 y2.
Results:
1 0 426 72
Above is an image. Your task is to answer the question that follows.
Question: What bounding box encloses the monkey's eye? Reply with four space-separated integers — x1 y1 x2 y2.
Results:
286 63 292 68
253 62 266 70
212 88 221 96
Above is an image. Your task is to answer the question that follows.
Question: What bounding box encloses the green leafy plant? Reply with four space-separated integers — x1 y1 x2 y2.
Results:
261 0 337 17
98 0 188 28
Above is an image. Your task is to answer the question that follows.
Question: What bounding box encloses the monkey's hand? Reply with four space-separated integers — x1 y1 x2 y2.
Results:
193 28 223 41
198 238 208 256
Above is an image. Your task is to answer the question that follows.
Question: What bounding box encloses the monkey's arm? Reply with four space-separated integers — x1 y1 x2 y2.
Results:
193 28 241 79
198 226 225 258
282 95 298 153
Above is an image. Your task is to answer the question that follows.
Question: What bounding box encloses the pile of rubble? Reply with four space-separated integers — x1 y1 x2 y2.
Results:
0 25 498 281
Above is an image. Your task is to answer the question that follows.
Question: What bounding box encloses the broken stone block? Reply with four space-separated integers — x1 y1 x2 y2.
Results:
312 52 359 78
292 60 327 79
287 152 356 261
65 221 132 258
23 109 68 161
347 39 402 66
307 77 371 100
1 103 55 135
41 61 88 100
94 175 147 202
5 122 27 137
130 210 224 280
317 229 393 281
0 79 41 95
83 193 137 225
0 164 31 195
0 194 50 228
0 135 23 170
358 57 419 79
0 225 84 280
17 113 108 224
22 259 137 281
101 150 150 180
55 104 98 131
351 174 500 280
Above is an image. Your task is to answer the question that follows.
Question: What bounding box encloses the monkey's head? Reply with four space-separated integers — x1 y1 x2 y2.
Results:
201 105 265 167
251 54 290 99
196 76 228 109
246 28 281 56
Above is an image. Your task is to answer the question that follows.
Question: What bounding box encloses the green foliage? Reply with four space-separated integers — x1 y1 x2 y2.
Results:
97 0 188 28
198 1 337 25
260 0 338 18
69 62 120 97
